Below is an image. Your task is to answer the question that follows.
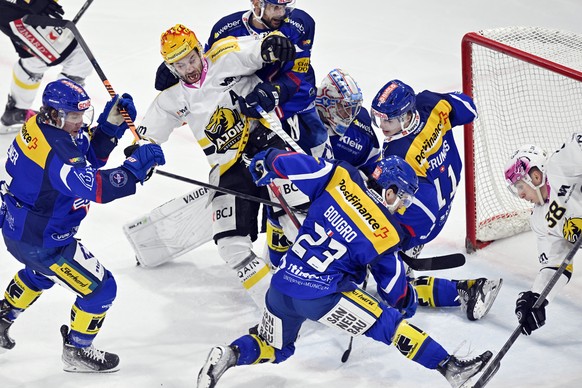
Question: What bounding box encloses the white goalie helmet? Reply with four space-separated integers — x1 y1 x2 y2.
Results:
315 68 363 136
504 144 548 203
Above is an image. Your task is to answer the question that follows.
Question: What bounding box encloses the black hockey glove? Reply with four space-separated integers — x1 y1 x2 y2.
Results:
154 62 179 91
515 291 548 335
238 82 280 119
40 0 65 19
261 34 295 62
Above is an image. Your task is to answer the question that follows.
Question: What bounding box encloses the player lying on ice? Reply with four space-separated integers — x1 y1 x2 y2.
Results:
197 149 492 388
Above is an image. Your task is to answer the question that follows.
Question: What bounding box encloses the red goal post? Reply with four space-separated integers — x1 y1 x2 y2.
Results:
462 27 582 252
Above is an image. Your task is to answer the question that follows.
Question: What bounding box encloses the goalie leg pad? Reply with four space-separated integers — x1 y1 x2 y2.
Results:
123 188 213 267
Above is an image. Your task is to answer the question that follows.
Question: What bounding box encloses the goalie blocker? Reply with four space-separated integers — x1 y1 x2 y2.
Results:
123 187 213 267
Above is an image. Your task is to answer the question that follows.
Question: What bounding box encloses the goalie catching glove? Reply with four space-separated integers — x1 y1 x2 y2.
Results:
97 93 137 139
515 291 548 335
123 143 166 183
261 33 295 62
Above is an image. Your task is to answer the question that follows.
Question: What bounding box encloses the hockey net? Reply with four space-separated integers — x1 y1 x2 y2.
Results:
462 26 582 252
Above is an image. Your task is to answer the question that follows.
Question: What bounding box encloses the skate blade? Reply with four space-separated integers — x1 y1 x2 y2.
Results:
0 123 21 134
63 364 120 373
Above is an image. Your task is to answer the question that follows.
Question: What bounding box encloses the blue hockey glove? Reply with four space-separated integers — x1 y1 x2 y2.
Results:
399 282 418 319
515 291 548 335
249 150 278 186
97 93 137 139
238 83 280 119
123 143 165 183
261 33 295 62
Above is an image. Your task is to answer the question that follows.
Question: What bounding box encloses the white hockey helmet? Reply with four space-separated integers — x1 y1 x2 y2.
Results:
315 68 363 136
504 144 548 204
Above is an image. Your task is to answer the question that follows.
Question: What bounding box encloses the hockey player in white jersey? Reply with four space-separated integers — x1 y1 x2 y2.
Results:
504 135 582 335
136 24 297 309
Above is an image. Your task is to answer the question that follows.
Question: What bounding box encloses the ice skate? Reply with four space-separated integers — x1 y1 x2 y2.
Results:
0 317 15 353
61 325 120 373
457 278 503 321
0 300 15 353
437 350 493 388
0 94 37 134
197 345 239 388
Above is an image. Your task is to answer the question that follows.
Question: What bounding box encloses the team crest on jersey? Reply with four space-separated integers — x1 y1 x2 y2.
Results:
562 217 582 243
109 169 128 187
205 106 245 153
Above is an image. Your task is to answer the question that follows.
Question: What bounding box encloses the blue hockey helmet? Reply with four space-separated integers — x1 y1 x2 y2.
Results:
371 155 418 211
316 68 363 136
253 0 296 21
42 79 93 129
371 80 419 140
42 79 91 113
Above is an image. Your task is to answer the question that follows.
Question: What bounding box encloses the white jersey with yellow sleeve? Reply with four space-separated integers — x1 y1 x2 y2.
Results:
530 132 582 300
138 35 266 174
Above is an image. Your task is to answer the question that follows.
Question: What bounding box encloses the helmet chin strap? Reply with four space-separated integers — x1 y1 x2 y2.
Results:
384 111 420 143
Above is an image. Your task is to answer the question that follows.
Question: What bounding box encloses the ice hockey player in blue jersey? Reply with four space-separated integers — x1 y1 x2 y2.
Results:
310 70 502 321
154 0 331 158
371 79 502 320
0 79 165 372
197 150 492 388
316 68 380 176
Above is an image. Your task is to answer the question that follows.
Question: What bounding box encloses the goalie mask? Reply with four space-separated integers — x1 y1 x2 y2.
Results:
316 68 363 136
371 155 418 214
504 144 548 205
371 80 420 142
41 79 94 131
160 24 205 84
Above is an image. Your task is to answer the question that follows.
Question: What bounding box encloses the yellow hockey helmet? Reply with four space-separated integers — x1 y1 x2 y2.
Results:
160 24 202 64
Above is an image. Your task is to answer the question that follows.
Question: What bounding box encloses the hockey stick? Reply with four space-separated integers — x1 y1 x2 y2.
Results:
253 105 305 229
22 15 141 142
339 252 464 361
72 0 94 24
471 236 582 388
341 267 370 363
255 105 305 154
400 252 466 271
155 169 306 214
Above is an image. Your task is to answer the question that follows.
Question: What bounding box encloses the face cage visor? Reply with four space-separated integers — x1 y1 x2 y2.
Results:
331 98 362 135
56 106 94 130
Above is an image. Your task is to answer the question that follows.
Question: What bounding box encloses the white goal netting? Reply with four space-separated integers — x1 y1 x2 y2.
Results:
465 26 582 244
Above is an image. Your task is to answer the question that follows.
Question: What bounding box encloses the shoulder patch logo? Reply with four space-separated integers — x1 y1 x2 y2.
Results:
110 169 128 188
563 217 582 243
